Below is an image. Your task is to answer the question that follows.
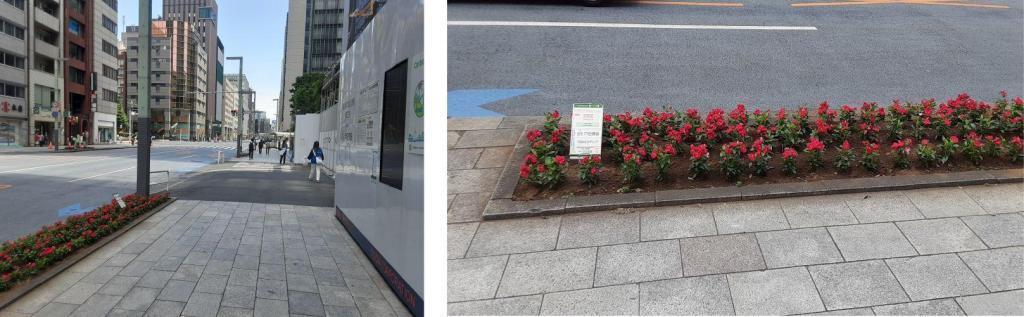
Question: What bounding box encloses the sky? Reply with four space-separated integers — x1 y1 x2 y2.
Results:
119 0 288 121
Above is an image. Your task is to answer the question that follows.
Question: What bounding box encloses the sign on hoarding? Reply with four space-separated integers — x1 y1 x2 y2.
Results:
569 103 603 159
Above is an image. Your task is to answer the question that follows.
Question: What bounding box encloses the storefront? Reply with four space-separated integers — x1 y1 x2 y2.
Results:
0 97 29 147
94 112 117 144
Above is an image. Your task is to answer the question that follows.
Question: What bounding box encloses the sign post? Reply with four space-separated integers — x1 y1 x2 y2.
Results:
569 103 603 159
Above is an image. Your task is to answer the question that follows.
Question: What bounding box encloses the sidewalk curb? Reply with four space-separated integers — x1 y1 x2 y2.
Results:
0 197 177 310
482 126 1024 220
0 145 135 155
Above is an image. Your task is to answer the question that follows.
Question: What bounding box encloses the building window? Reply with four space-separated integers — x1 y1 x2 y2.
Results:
378 60 408 190
33 54 55 73
102 65 117 80
69 43 86 61
0 50 25 69
2 0 25 10
68 0 84 13
68 19 83 36
35 0 58 16
102 16 117 34
102 89 117 102
102 0 117 10
102 41 118 57
0 81 26 98
69 68 86 84
34 26 58 45
0 18 26 40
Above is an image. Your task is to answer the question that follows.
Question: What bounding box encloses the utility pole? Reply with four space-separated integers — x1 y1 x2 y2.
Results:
226 57 243 157
137 0 152 196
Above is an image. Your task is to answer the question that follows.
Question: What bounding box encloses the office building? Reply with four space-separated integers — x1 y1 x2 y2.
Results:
277 0 344 132
124 20 208 140
221 71 236 139
163 0 220 141
0 0 29 146
92 0 117 143
224 73 251 138
63 0 93 144
27 0 64 147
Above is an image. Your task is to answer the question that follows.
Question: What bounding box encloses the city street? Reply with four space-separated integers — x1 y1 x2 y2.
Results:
448 0 1024 116
0 142 247 242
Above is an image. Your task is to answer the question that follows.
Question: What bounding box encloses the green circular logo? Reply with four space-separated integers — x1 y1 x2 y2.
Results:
413 81 424 118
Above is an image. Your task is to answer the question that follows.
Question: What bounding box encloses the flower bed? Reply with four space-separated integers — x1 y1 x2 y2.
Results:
0 193 170 292
516 93 1024 200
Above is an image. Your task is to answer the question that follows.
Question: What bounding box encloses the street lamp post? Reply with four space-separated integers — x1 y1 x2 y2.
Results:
137 0 152 196
226 56 243 157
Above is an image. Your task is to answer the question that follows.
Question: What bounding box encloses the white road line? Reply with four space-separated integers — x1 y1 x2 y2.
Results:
448 20 818 31
68 166 136 183
0 149 184 174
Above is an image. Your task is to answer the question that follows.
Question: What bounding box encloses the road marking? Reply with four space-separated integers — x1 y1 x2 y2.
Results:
628 0 743 6
448 21 818 31
791 0 1009 9
0 149 182 174
448 89 537 117
69 166 136 182
0 184 11 191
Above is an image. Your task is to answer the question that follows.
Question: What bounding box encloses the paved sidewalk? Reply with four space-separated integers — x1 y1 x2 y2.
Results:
448 182 1024 315
2 200 409 317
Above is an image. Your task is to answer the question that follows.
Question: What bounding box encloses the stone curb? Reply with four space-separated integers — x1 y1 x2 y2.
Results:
0 197 178 309
483 128 1024 220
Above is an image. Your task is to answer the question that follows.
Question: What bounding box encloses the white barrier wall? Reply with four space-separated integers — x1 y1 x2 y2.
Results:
293 114 320 164
331 0 423 315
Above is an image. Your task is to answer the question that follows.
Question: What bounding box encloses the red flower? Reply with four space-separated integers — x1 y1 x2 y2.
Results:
550 111 560 119
526 130 543 142
689 144 709 160
950 135 960 144
603 114 612 122
39 246 55 257
864 142 879 155
841 140 851 151
590 167 599 175
554 156 567 166
783 147 798 159
664 144 677 156
536 164 546 173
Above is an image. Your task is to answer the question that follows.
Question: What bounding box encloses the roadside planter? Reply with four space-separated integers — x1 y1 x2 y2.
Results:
494 93 1024 219
0 193 172 306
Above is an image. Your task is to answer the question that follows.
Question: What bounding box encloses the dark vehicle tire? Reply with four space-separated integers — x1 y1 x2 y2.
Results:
581 0 604 6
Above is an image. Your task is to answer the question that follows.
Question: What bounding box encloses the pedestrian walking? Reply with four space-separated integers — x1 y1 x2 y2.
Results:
307 141 325 182
248 141 255 159
258 141 264 154
279 143 289 165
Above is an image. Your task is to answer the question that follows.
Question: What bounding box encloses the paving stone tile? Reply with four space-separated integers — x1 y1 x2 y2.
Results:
143 300 186 317
780 197 859 228
757 228 843 268
116 287 160 311
318 285 355 307
346 278 383 300
205 260 234 276
258 264 286 281
98 276 140 296
476 146 514 169
447 131 460 149
958 247 1024 292
539 284 639 316
181 292 221 317
81 266 123 284
962 183 1024 214
135 270 174 289
594 240 681 286
447 295 542 316
35 302 79 317
807 260 909 310
354 297 396 317
285 259 315 276
638 275 733 315
453 129 519 148
216 307 254 317
886 254 987 301
448 148 483 170
323 305 360 317
222 285 257 309
195 274 229 294
118 261 156 277
465 217 560 257
904 187 987 218
843 192 923 223
256 278 289 300
447 255 507 302
288 291 325 317
313 268 346 287
70 294 122 317
712 201 789 234
309 256 336 270
448 192 489 224
558 211 639 249
253 299 289 317
496 248 597 297
448 117 504 131
828 223 917 261
447 223 478 260
728 267 825 315
871 299 964 316
53 283 104 305
679 233 765 276
108 308 145 317
955 290 1024 315
639 205 717 241
170 265 204 283
157 279 197 302
448 168 502 195
897 218 987 254
233 255 260 270
960 213 1024 248
228 269 258 287
288 274 320 293
152 256 185 272
103 254 138 267
800 307 875 315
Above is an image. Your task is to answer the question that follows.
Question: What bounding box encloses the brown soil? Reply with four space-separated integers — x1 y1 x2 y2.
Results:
514 148 1023 201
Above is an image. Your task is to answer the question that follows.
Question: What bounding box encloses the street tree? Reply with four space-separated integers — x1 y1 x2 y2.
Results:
289 73 326 116
116 101 129 133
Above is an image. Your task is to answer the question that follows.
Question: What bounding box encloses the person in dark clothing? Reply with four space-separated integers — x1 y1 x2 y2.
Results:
258 141 264 154
279 139 289 164
248 141 254 159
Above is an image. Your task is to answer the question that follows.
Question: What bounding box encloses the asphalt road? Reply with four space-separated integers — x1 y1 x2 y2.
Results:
448 0 1024 116
0 141 238 242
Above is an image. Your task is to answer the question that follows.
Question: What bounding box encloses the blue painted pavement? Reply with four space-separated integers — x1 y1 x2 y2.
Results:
448 89 537 117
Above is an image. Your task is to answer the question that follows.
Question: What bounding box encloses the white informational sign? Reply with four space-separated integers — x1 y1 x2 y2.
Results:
569 103 604 159
113 194 126 208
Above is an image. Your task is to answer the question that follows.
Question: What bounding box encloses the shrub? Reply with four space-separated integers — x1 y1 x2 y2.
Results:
652 144 676 181
782 147 798 176
1009 136 1024 163
834 141 856 173
578 155 602 186
962 134 985 166
748 138 772 177
938 135 959 166
805 137 826 171
720 141 746 181
916 139 938 168
890 139 913 170
520 154 567 189
620 147 643 185
861 142 881 173
688 144 710 180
